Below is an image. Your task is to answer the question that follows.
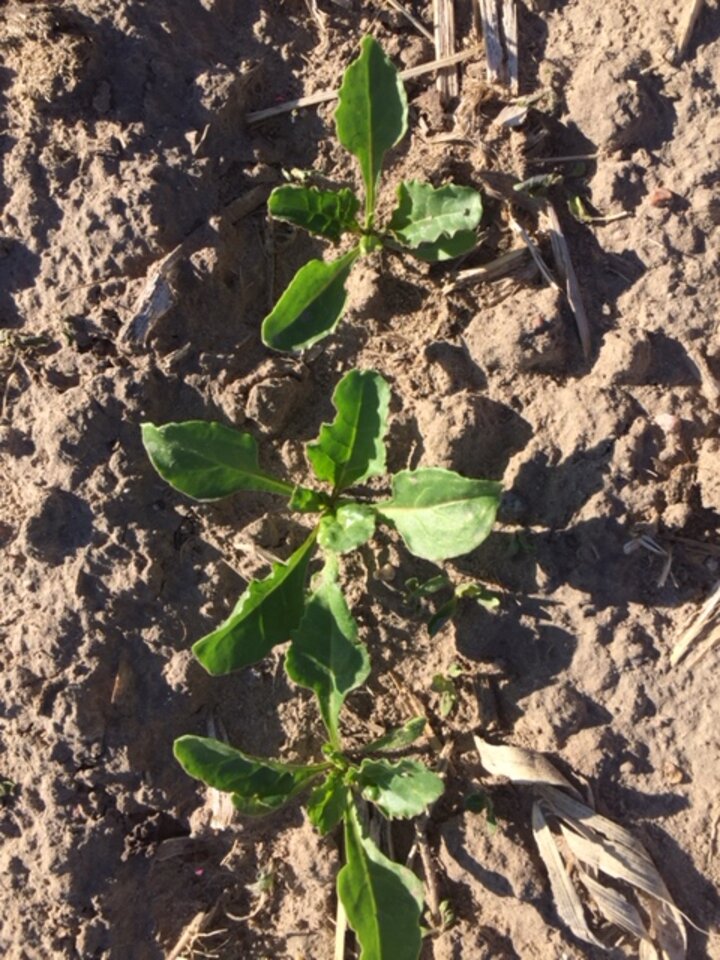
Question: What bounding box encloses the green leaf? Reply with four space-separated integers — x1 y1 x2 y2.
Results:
427 597 458 637
193 532 317 675
338 802 424 960
141 421 292 501
318 503 376 554
306 771 348 834
262 248 360 353
430 674 457 718
307 369 390 493
268 185 360 240
389 181 483 248
406 228 479 263
376 468 502 562
285 577 370 746
174 735 323 816
361 716 427 754
455 581 501 610
289 485 331 513
335 36 408 222
358 758 444 819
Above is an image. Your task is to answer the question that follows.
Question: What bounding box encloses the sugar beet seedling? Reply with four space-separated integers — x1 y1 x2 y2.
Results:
175 562 444 959
262 36 484 353
142 368 501 676
142 368 502 957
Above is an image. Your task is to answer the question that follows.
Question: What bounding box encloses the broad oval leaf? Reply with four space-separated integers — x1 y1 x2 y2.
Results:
307 369 390 493
376 468 502 562
358 758 444 819
142 421 292 501
268 185 360 240
361 716 427 754
389 181 483 249
262 248 360 353
286 577 370 746
174 735 323 816
306 771 348 834
338 802 424 960
335 36 408 219
193 531 317 675
317 503 376 554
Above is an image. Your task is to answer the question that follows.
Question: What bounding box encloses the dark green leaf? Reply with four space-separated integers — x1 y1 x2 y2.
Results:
464 791 498 832
335 36 408 221
376 468 502 562
317 503 376 554
337 801 424 960
389 181 483 249
268 185 360 240
361 717 427 754
174 735 323 816
193 532 316 675
306 771 348 834
262 248 360 353
286 577 370 746
358 758 444 818
141 421 292 501
427 597 458 637
307 369 390 493
455 581 501 610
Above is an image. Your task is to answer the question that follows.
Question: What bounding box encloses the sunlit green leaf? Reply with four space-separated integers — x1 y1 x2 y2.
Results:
335 36 408 221
306 771 348 834
286 577 370 746
358 758 444 819
406 228 479 263
338 801 424 960
360 717 427 754
307 369 390 493
317 503 376 554
376 468 501 562
142 421 292 501
389 181 483 248
174 735 323 815
268 185 360 240
262 248 360 353
193 532 316 675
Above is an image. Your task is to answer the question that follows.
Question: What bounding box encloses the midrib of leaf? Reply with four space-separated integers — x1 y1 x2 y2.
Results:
348 810 384 956
379 495 491 513
333 400 367 496
363 68 377 225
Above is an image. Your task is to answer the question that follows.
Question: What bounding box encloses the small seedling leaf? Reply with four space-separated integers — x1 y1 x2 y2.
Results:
431 674 457 718
335 36 408 220
142 421 293 501
288 485 331 513
262 248 360 353
307 369 390 493
358 758 444 818
306 771 348 834
361 716 427 754
389 181 483 249
268 185 360 240
174 735 323 816
286 577 370 746
317 503 376 554
193 532 316 675
376 468 502 562
337 801 424 960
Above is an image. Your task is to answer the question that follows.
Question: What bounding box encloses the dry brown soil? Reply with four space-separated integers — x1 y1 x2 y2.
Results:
1 1 719 958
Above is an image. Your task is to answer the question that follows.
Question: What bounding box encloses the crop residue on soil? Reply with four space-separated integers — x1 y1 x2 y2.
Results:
1 1 719 959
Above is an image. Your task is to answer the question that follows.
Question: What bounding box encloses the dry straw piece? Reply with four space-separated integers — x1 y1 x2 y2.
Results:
475 737 688 958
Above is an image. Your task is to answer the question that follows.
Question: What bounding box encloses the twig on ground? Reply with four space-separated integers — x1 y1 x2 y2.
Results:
380 0 434 41
675 0 705 63
247 48 481 124
433 0 458 104
445 247 529 290
508 216 561 290
670 580 720 667
544 202 591 358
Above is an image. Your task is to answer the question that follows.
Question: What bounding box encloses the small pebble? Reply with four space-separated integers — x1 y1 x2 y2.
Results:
649 186 674 208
